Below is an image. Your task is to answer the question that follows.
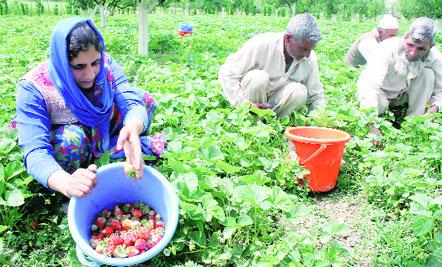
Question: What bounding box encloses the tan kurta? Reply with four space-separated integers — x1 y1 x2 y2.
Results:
345 29 380 67
218 32 325 111
357 37 442 115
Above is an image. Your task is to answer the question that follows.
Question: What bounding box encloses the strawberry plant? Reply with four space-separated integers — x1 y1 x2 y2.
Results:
0 13 441 267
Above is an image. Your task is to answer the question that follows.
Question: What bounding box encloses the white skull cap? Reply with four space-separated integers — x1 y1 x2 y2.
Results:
378 15 399 29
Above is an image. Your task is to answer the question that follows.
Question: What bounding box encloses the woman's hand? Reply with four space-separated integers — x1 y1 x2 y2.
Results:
117 118 144 179
48 164 97 198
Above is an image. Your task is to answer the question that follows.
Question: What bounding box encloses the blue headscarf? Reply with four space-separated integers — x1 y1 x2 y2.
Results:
49 17 113 153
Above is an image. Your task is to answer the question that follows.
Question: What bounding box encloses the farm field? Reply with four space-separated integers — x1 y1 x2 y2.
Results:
0 14 441 266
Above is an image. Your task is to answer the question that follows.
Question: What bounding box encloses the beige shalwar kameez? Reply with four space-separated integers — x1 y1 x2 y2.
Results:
218 32 326 117
357 37 442 116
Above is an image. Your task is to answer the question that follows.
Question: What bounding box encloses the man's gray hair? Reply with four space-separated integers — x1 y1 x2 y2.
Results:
286 13 322 43
406 17 437 43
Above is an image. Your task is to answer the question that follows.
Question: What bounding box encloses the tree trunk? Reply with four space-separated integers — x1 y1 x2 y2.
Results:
138 0 148 56
99 5 107 28
185 2 189 16
284 1 293 16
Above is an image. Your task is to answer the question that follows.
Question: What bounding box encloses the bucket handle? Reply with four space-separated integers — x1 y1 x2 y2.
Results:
76 245 100 267
299 144 327 165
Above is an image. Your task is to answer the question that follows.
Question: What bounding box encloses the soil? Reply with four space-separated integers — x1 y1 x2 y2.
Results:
287 191 380 266
314 192 378 266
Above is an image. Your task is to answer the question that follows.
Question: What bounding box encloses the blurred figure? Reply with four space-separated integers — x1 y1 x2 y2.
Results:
218 13 326 118
346 14 399 68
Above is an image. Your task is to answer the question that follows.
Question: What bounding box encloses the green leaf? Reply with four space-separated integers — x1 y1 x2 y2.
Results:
95 152 110 168
249 106 275 117
189 230 207 246
432 209 442 220
259 157 278 172
0 225 8 234
4 188 24 207
176 172 199 195
0 164 4 180
412 216 434 236
237 214 253 226
208 232 220 247
4 162 24 181
180 201 197 213
410 193 432 209
0 138 15 156
215 161 241 174
222 226 237 240
201 194 225 222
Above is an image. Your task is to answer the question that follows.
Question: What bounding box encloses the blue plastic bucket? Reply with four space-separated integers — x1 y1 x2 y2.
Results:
68 163 179 266
178 22 193 33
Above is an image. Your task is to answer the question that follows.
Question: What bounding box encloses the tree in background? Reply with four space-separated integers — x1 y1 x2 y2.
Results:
398 0 442 19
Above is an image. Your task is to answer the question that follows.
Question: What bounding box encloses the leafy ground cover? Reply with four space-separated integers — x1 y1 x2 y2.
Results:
0 14 441 266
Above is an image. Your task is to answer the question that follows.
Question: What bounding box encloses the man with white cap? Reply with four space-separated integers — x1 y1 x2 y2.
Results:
357 17 442 139
345 14 399 68
218 13 326 118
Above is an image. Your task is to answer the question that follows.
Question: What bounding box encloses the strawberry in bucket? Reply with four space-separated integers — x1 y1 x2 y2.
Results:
90 202 165 258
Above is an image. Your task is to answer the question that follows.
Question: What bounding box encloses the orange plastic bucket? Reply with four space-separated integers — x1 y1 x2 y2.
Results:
284 126 351 192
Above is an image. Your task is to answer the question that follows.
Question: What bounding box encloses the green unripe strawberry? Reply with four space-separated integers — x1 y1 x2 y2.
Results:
124 164 137 179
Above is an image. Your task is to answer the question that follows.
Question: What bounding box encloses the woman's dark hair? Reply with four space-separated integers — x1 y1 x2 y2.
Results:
67 22 103 60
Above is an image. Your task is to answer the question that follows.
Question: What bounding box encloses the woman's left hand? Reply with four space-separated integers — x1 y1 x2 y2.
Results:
117 118 144 179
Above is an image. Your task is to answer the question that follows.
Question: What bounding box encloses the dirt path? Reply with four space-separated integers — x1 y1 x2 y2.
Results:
313 192 379 266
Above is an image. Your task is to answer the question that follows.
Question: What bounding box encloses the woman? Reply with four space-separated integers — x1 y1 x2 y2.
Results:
15 17 165 198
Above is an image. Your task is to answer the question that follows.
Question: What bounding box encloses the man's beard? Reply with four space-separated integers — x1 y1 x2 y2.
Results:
394 49 424 80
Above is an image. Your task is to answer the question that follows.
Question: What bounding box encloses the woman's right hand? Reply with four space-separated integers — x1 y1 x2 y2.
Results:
48 164 97 198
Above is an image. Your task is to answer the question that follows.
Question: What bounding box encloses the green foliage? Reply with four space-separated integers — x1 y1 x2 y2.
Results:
0 13 441 266
399 0 442 19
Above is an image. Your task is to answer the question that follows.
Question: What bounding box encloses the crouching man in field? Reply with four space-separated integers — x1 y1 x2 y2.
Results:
218 13 326 118
345 14 399 68
357 17 442 136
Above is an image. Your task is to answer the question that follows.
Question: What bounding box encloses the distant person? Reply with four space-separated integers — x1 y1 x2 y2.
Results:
357 17 441 137
345 14 399 68
15 17 166 198
218 13 326 118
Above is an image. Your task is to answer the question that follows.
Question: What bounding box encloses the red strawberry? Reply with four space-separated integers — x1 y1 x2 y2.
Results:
95 217 106 229
132 209 143 218
104 244 116 256
114 206 123 218
96 233 104 240
155 221 165 228
102 226 114 236
108 234 124 246
126 246 140 257
137 227 151 240
134 239 147 251
111 220 122 231
146 240 156 249
122 232 136 247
